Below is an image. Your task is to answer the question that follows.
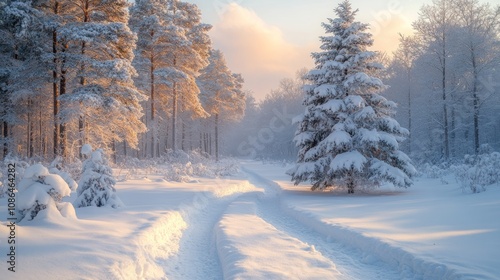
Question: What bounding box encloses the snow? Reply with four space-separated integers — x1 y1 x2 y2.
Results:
331 150 367 172
1 161 499 279
216 200 343 279
22 163 49 180
81 144 93 157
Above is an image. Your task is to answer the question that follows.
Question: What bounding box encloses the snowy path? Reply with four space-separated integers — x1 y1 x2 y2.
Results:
162 180 257 279
155 166 415 279
228 168 408 279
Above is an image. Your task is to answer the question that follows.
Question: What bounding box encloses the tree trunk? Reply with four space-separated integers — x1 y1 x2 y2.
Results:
112 138 116 164
150 51 155 158
347 174 354 194
442 38 449 160
78 1 89 159
181 120 185 151
59 42 67 158
52 24 59 157
407 71 412 155
472 52 480 154
172 82 177 151
3 121 8 157
28 100 34 158
123 141 127 157
215 113 219 162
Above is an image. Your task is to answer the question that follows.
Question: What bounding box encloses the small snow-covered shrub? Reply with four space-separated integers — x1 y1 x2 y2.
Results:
418 162 451 179
452 150 500 193
49 156 78 192
115 149 240 182
16 163 74 222
0 156 30 197
74 145 123 208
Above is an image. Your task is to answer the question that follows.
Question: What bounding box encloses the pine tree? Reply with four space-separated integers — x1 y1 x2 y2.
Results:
159 0 211 151
58 0 146 157
74 144 123 208
197 49 245 161
289 1 416 193
130 0 172 158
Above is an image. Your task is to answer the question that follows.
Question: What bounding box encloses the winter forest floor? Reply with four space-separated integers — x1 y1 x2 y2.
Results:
1 160 499 279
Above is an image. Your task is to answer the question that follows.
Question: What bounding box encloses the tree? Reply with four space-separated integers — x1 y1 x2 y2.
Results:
74 144 123 208
159 0 211 151
454 0 500 153
58 0 146 158
289 1 415 193
130 0 172 158
413 0 459 160
197 49 245 161
391 34 421 155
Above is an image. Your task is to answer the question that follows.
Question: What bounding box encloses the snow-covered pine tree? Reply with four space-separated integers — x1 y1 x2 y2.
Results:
58 0 146 157
289 0 416 193
130 0 171 158
157 0 211 151
197 49 246 161
49 156 78 191
74 144 123 208
0 0 51 159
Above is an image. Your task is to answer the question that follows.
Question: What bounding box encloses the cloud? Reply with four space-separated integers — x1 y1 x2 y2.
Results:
369 13 414 55
210 3 313 100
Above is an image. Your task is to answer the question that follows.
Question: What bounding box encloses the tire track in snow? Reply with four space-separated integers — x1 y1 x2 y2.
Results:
241 167 408 280
161 180 257 280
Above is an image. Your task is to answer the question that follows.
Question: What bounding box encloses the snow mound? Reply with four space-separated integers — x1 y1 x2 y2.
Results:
110 211 187 279
23 163 50 180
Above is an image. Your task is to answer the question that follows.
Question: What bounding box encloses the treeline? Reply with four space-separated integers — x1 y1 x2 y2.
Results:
232 0 499 163
386 0 500 163
0 0 245 162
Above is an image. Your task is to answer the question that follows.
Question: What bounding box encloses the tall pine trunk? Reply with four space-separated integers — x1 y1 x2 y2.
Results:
215 113 219 162
442 31 449 160
2 121 8 157
59 42 67 158
472 53 480 154
52 23 59 157
407 71 412 155
172 82 177 151
150 50 155 158
79 0 90 158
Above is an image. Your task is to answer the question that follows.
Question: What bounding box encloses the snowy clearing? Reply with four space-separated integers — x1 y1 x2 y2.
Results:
1 161 499 279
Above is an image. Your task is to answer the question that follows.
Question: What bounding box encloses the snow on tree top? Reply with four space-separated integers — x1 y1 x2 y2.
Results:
91 150 103 163
81 144 93 156
43 174 71 198
23 163 49 179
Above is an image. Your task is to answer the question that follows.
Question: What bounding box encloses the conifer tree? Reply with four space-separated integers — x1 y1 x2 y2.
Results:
289 1 416 193
197 49 245 161
58 0 146 157
160 0 211 151
74 144 123 208
130 0 171 158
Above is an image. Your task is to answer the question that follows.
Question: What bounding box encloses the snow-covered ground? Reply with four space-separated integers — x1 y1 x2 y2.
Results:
1 161 499 279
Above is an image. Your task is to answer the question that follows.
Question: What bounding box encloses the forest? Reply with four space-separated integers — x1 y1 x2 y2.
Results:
0 0 499 170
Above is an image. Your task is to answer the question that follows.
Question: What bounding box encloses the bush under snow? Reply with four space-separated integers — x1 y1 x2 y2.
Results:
49 156 78 192
116 149 239 182
16 163 75 222
452 149 500 193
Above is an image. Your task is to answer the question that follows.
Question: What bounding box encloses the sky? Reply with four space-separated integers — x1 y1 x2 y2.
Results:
188 0 428 100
